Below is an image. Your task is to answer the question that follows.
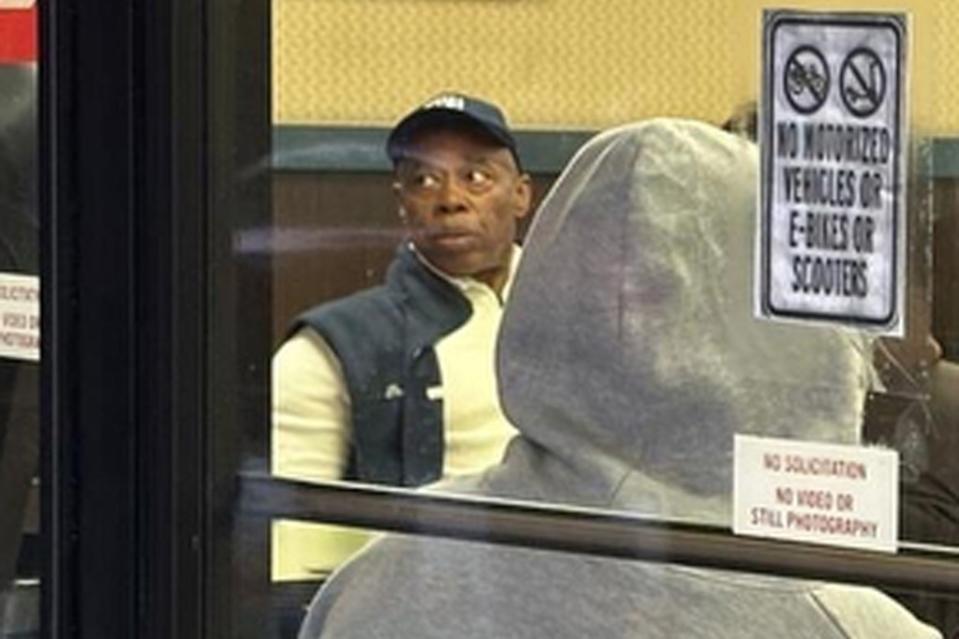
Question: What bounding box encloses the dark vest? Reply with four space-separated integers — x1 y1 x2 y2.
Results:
293 245 472 486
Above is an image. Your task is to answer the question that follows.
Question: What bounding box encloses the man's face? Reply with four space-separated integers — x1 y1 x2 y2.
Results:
393 127 531 290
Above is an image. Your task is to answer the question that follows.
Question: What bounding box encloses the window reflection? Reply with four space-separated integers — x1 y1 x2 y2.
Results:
0 33 39 639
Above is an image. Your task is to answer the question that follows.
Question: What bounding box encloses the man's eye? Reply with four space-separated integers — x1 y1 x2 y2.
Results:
413 173 440 189
465 169 492 186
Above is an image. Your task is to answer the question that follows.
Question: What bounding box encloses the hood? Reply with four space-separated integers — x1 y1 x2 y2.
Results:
492 119 873 523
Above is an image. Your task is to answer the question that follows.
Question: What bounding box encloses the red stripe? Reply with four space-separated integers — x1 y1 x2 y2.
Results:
0 8 37 63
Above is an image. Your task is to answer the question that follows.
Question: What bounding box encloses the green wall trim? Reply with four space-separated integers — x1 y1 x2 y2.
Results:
273 125 595 174
931 138 959 178
274 125 959 178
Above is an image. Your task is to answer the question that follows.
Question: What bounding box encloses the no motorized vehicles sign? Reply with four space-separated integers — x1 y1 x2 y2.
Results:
758 11 906 334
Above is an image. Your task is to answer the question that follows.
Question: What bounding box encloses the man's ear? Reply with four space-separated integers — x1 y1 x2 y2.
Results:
513 173 533 220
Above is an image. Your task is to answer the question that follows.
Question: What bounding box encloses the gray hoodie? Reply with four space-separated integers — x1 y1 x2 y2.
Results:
298 119 940 639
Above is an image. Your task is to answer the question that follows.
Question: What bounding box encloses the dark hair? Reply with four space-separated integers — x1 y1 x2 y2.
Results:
721 101 758 142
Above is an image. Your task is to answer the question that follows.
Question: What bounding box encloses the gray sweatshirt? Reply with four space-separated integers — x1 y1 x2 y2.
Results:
298 119 941 639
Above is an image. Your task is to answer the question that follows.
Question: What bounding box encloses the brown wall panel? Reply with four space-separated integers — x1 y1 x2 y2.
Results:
933 178 959 361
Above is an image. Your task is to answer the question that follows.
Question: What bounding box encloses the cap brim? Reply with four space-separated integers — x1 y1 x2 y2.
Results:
386 109 516 164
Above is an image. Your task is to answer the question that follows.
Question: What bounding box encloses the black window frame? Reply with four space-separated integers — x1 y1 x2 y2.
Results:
42 1 209 637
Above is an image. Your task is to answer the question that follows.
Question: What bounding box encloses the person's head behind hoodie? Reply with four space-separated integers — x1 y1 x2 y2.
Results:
495 118 873 523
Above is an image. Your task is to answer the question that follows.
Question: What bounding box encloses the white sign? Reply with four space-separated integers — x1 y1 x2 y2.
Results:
0 272 39 362
733 434 899 553
758 11 907 335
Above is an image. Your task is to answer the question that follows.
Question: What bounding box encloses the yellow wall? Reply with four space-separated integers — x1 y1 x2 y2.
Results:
274 0 954 135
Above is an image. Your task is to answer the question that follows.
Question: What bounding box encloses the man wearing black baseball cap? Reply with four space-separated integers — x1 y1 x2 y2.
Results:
387 93 522 170
271 92 532 578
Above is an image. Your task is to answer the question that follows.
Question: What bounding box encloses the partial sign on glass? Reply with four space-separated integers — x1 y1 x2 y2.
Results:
0 273 39 362
757 11 907 335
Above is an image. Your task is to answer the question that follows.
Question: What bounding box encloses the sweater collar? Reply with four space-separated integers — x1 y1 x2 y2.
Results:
408 241 522 303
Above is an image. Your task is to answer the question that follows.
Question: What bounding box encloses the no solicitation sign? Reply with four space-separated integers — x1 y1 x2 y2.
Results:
758 11 907 334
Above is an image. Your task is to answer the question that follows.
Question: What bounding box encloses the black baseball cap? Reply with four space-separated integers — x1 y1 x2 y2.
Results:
386 92 521 169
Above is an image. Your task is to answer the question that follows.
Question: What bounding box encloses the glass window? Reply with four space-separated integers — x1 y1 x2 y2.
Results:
214 2 959 638
0 3 38 637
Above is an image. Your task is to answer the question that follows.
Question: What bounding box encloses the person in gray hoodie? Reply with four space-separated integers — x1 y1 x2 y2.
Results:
297 118 941 639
